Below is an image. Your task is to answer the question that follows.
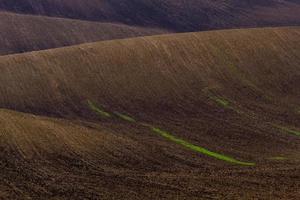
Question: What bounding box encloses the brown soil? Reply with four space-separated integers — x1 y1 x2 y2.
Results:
0 11 167 55
1 0 300 32
0 27 299 199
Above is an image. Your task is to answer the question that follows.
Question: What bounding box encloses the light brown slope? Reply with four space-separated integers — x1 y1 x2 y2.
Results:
0 11 167 55
0 27 299 120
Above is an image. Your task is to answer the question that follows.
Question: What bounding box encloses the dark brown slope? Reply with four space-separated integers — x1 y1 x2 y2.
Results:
0 0 299 31
0 27 300 199
1 109 299 199
0 12 167 55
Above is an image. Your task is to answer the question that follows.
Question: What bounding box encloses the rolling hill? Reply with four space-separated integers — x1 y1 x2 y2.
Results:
0 0 299 31
0 11 167 55
0 27 299 199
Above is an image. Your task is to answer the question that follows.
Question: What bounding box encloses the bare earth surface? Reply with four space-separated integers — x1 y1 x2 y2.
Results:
0 27 299 199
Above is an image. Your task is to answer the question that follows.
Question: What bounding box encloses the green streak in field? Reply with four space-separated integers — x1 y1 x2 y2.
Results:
87 100 111 118
151 127 255 166
85 102 254 166
209 95 230 108
114 112 136 122
276 126 300 136
269 156 287 161
215 98 230 107
285 129 300 136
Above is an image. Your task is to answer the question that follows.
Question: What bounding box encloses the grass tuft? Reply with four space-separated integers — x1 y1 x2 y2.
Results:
275 125 300 136
114 112 136 122
209 95 230 108
87 100 111 118
215 98 230 107
269 156 287 161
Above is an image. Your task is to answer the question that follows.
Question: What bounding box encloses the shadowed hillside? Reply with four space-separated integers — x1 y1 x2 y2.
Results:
0 0 299 31
0 27 300 199
0 12 167 55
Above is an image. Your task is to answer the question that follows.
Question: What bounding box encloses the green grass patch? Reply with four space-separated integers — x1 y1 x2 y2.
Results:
87 100 111 118
209 96 230 108
275 125 300 136
269 156 287 161
151 127 255 166
114 112 136 122
215 98 230 107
